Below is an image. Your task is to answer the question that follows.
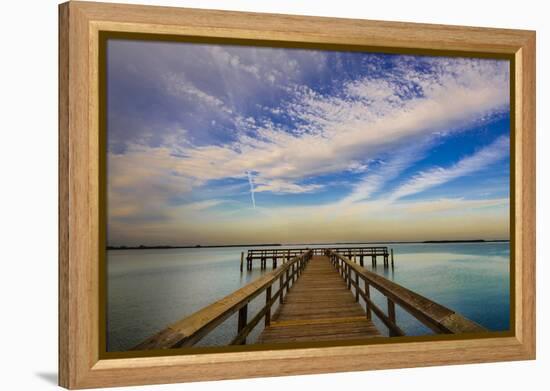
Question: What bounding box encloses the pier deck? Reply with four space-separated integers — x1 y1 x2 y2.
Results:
258 255 380 343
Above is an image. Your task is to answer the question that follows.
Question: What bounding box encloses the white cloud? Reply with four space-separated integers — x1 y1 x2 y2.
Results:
107 146 196 223
340 141 431 204
254 179 323 194
163 72 232 113
167 58 509 194
206 46 261 78
109 58 509 206
389 135 509 201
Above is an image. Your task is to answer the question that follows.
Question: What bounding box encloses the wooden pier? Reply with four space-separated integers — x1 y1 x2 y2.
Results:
241 246 394 271
133 249 486 351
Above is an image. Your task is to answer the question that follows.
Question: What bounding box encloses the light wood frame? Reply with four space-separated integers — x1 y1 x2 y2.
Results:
59 1 536 388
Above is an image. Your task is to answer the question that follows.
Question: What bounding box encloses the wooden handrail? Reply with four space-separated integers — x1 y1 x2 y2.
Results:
133 250 313 350
247 247 388 255
246 248 317 257
333 247 388 254
326 249 486 335
332 246 388 250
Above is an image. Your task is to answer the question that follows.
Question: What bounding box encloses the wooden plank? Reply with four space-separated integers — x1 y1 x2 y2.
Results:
259 256 381 344
261 324 380 340
270 316 368 328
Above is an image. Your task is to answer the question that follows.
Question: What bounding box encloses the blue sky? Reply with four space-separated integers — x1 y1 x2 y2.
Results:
106 39 510 246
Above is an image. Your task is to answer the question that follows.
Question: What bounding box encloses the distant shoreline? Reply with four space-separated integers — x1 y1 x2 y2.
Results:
107 239 510 250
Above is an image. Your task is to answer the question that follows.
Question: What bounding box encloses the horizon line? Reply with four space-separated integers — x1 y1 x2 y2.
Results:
107 238 511 250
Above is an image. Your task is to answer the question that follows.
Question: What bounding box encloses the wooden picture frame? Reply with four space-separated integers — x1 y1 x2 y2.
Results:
59 1 536 388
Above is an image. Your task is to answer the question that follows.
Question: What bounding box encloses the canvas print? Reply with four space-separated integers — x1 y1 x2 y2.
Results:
105 38 511 352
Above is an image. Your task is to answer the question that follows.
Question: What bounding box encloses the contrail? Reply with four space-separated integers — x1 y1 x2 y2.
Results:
246 171 256 209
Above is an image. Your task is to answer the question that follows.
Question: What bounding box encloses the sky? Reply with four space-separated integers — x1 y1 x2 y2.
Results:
106 39 510 246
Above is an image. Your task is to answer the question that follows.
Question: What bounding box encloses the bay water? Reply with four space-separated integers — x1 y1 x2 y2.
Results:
107 242 510 351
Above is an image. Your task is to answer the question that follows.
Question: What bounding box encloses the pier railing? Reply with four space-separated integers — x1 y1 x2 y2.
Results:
243 246 391 270
325 249 486 336
243 248 323 270
133 250 313 350
332 247 392 267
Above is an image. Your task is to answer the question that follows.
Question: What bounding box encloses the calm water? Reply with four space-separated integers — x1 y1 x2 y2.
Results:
106 242 510 351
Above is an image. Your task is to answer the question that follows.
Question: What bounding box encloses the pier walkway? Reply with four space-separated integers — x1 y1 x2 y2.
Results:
133 248 486 351
258 255 380 343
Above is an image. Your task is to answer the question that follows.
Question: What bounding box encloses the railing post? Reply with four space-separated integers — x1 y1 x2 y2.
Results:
387 298 397 336
286 268 290 292
365 281 372 320
347 264 351 289
237 304 248 345
342 262 348 286
265 286 272 326
355 273 359 302
279 275 284 303
343 262 347 284
240 252 244 272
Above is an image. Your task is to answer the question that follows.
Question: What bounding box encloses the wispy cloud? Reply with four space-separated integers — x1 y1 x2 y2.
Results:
163 72 233 114
340 140 433 204
397 197 509 214
181 199 225 211
389 135 509 201
108 193 510 246
254 179 322 194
